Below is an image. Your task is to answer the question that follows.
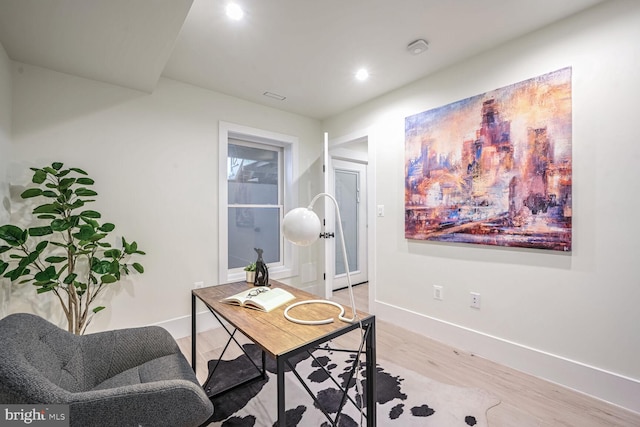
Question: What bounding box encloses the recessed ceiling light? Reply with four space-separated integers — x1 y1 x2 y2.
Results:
355 68 369 81
226 3 244 20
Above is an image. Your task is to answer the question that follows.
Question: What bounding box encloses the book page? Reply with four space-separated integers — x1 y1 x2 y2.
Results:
220 287 256 306
243 288 295 312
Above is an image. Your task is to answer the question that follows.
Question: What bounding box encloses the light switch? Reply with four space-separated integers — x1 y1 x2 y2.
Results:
377 205 385 217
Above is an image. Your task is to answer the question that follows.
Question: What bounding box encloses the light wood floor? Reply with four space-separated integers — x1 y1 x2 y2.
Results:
178 284 640 426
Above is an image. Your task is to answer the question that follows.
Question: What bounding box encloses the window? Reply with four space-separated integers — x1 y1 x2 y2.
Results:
227 142 281 268
219 122 298 283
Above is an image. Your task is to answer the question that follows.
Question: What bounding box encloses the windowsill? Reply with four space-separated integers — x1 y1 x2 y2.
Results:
226 266 294 284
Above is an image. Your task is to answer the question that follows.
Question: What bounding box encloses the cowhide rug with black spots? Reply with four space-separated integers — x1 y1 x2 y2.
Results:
204 343 500 426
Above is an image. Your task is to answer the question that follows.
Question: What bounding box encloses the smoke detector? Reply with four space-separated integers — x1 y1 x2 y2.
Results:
407 39 429 55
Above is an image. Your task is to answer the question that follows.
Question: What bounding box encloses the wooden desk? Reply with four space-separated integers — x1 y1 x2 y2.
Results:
192 280 376 426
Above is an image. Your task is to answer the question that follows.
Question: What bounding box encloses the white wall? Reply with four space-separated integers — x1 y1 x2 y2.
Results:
0 42 12 317
325 0 640 413
0 42 11 223
8 64 323 333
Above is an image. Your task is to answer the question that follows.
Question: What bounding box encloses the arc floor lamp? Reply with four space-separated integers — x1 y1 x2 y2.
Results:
281 192 358 325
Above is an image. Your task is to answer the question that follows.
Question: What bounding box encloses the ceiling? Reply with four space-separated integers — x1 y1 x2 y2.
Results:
0 0 605 120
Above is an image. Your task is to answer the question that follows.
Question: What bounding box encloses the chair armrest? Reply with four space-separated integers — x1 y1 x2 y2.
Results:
67 380 214 427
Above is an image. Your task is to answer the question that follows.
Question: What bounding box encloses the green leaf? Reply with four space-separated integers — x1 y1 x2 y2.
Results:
32 169 47 184
0 261 8 275
21 188 43 198
35 241 48 252
51 219 72 232
0 225 27 246
52 162 63 170
104 249 122 259
123 239 139 254
76 177 94 185
70 167 88 175
34 266 57 282
42 190 58 198
132 262 144 274
33 204 60 214
91 258 112 274
76 188 98 197
109 260 119 274
43 167 57 175
63 273 77 284
68 216 80 228
7 265 29 281
58 177 76 190
24 251 39 264
73 225 95 241
92 306 105 314
99 223 115 232
81 217 98 228
0 245 11 254
80 210 101 219
28 226 53 237
100 274 117 284
68 199 86 209
89 233 107 242
45 256 67 263
37 214 57 220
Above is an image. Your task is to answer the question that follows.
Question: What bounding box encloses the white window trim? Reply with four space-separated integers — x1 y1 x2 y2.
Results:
219 121 298 284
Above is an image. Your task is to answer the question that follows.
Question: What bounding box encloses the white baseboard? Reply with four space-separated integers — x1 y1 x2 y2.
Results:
375 300 640 415
152 310 222 339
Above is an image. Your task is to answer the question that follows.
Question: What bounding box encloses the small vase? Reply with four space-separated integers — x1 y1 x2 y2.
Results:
246 271 255 284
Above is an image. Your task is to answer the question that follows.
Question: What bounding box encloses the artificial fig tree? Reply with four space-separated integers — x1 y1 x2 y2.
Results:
0 162 145 334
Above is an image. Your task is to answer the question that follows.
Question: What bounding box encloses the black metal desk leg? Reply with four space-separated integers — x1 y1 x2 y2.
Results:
191 293 197 372
277 356 286 426
366 319 377 427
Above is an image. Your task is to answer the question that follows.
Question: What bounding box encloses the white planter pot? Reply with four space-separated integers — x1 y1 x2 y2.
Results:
246 271 255 284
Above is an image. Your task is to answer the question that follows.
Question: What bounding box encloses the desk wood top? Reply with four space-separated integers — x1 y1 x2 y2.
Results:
192 280 373 358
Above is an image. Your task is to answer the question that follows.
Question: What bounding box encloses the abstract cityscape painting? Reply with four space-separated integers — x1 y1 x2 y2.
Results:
405 67 572 251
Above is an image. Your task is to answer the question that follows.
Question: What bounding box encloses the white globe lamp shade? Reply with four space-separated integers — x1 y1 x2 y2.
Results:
282 207 321 246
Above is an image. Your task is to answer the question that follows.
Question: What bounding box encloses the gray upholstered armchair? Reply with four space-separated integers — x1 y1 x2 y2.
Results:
0 313 213 427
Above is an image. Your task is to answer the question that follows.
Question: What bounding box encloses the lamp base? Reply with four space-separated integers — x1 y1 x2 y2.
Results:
284 299 355 325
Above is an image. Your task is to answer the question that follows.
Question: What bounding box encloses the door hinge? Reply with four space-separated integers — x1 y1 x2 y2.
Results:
323 273 326 280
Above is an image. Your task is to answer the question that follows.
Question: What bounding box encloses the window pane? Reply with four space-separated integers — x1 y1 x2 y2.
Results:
228 207 281 269
335 169 358 275
228 144 278 205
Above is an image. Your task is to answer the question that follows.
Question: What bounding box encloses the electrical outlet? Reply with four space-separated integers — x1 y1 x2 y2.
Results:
470 292 481 309
433 285 443 300
194 281 204 289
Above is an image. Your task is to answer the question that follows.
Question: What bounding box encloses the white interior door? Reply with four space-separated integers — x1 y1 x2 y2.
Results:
329 159 368 290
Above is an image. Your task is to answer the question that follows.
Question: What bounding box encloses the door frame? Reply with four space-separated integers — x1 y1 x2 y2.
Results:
325 129 375 312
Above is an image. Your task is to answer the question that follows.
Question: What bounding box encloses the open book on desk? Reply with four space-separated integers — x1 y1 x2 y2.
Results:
221 286 295 312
